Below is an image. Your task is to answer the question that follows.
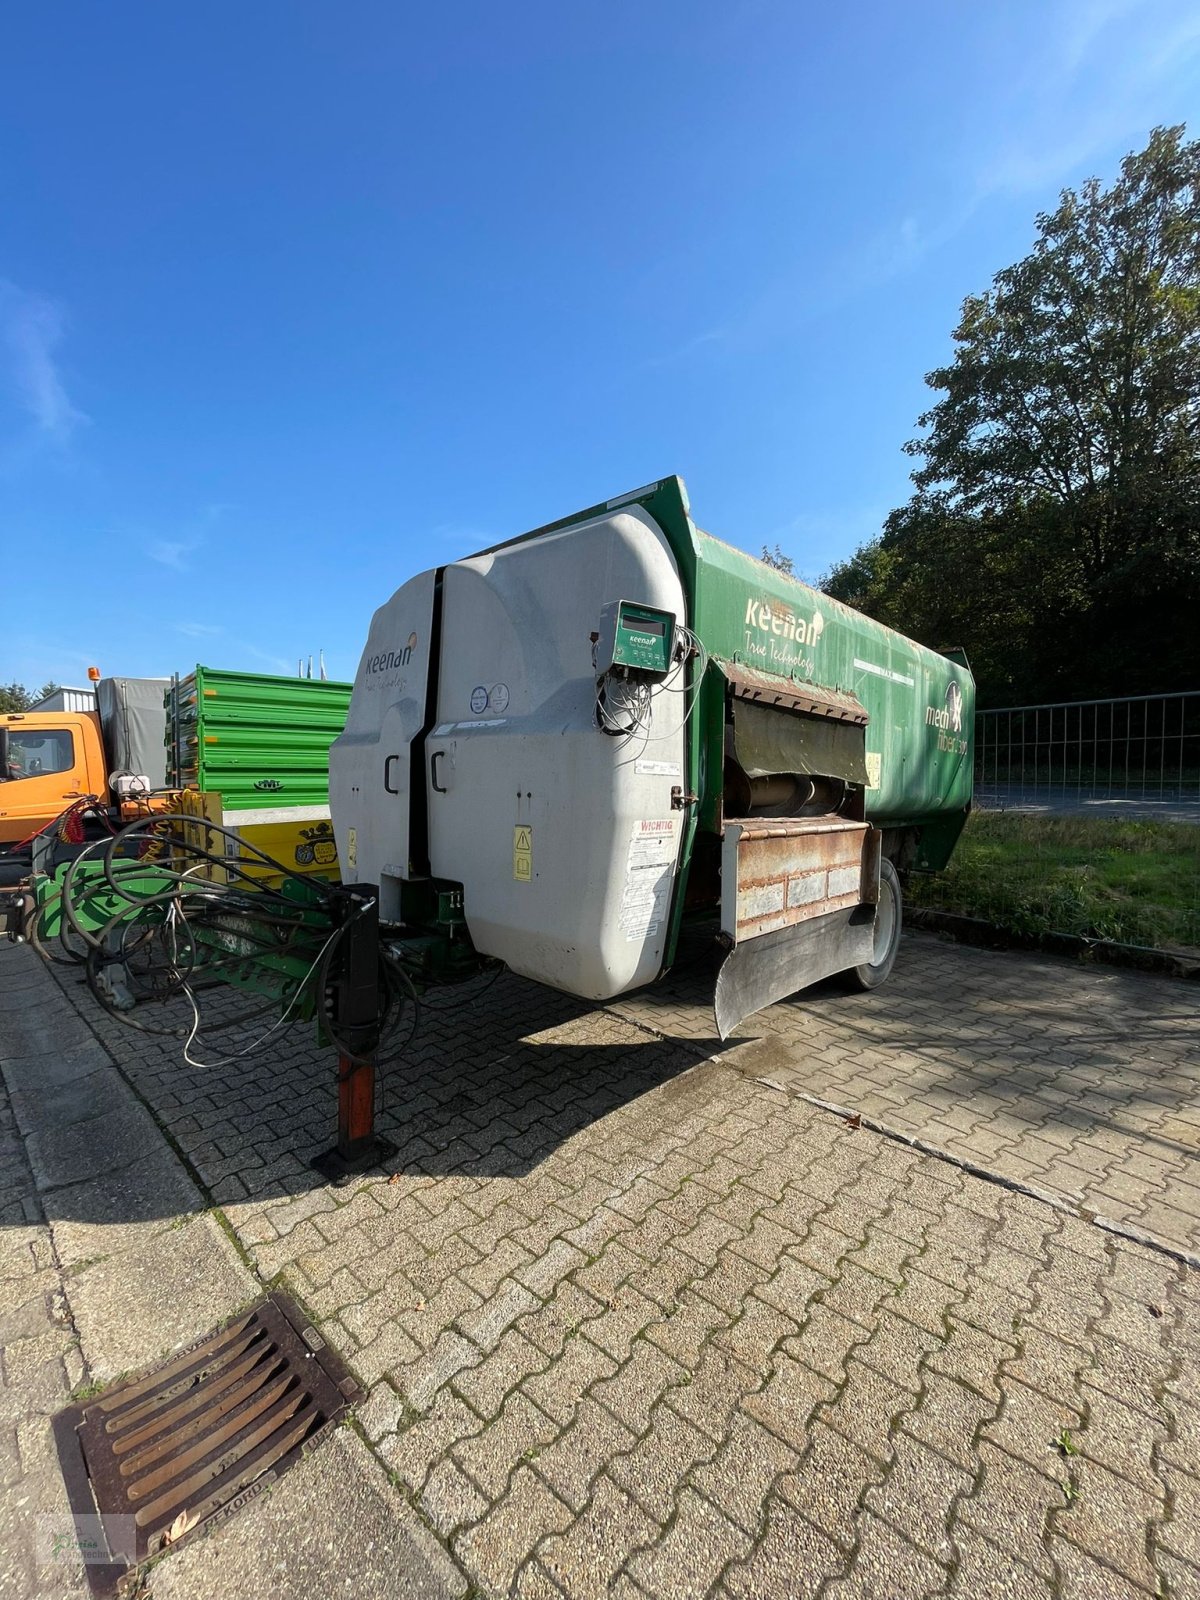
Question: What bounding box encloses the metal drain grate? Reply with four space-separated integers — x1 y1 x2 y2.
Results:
53 1291 362 1597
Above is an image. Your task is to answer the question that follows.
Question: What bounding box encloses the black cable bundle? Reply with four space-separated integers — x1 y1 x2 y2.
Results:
38 812 423 1069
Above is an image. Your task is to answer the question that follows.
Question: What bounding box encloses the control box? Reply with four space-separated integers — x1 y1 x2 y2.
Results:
595 599 676 678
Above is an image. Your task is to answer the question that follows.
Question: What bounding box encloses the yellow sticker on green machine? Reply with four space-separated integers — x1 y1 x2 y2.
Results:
513 825 532 882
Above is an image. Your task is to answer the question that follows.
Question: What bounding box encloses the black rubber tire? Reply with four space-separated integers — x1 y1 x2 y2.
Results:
846 857 902 991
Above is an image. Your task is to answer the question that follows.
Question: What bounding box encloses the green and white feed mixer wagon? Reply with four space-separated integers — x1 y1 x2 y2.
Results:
331 475 973 1037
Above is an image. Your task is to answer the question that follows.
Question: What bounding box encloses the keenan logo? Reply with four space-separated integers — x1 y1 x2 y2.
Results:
366 631 418 675
744 597 826 647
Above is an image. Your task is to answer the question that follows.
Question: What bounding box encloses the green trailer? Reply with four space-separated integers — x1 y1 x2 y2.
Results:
166 666 352 813
332 473 974 1035
165 665 353 885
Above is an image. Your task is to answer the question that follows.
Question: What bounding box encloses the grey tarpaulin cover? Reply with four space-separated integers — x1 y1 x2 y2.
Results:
96 678 169 789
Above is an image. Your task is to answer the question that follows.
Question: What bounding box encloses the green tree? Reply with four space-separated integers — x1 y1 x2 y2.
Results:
0 681 62 713
760 543 796 576
826 125 1200 703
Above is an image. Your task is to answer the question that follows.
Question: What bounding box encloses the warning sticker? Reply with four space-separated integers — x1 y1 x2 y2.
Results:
513 824 533 882
865 752 882 790
347 827 357 872
618 817 678 941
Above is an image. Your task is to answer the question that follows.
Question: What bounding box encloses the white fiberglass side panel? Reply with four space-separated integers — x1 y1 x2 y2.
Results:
427 508 687 1000
330 570 435 919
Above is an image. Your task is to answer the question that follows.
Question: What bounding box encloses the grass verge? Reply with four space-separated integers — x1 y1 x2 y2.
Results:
908 811 1200 955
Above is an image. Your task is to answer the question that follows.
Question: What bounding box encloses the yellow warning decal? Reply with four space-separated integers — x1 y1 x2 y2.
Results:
513 824 533 882
347 827 358 871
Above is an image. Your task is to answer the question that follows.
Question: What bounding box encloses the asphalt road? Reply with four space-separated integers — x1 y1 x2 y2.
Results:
976 783 1200 823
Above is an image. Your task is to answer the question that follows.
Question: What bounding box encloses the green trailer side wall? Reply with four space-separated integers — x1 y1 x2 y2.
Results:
166 666 352 811
685 525 975 837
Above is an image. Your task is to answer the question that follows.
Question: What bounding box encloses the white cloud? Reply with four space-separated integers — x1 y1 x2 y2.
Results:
0 279 86 444
975 0 1200 201
147 539 199 571
648 0 1200 368
245 644 294 674
175 621 224 638
145 505 234 571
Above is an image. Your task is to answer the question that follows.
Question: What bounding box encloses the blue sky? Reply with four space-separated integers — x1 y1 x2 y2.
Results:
3 0 1199 688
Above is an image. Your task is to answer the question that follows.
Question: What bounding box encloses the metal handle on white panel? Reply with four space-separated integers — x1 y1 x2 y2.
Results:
384 754 400 794
431 750 448 793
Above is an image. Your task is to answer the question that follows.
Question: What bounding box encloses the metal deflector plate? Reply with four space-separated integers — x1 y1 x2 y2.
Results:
52 1291 363 1598
713 905 876 1038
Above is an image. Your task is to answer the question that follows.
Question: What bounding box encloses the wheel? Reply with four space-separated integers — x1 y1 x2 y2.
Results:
846 857 902 991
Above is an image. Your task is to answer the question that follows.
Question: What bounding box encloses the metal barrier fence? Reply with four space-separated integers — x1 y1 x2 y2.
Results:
907 691 1200 958
974 690 1200 817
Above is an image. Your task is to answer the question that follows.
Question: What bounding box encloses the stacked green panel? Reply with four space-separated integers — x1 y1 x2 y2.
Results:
166 666 352 811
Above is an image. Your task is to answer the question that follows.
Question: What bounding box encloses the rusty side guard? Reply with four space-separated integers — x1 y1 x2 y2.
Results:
711 660 882 1038
714 816 882 1037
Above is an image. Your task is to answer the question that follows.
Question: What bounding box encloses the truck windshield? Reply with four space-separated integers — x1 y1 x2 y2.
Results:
3 728 75 782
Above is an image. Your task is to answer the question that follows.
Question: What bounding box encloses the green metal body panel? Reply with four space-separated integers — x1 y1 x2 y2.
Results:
37 862 174 938
684 523 975 838
166 666 352 811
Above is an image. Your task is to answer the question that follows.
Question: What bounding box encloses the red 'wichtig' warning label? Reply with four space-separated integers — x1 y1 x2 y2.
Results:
618 817 679 941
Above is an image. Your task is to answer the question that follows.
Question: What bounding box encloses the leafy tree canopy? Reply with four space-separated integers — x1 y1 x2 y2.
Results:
824 125 1200 705
0 681 62 714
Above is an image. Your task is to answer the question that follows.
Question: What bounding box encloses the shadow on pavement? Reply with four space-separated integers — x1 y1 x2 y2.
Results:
3 924 1197 1254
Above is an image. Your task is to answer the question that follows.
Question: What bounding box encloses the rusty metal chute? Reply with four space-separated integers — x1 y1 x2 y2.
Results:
717 662 869 724
713 665 880 1036
719 662 871 791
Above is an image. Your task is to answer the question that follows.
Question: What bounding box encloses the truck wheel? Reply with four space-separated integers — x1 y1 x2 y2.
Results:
847 858 902 990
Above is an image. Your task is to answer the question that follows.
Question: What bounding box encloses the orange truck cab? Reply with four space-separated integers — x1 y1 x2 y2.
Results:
0 677 169 860
0 711 112 849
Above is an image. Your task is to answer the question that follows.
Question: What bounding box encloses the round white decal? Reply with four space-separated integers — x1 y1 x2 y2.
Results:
470 686 489 714
490 683 510 712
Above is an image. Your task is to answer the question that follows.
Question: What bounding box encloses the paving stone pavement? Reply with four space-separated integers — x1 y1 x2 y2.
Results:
8 930 1200 1598
615 931 1200 1261
0 943 465 1600
0 1021 89 1600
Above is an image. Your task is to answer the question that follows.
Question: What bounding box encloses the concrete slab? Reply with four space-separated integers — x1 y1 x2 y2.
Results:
0 1010 98 1061
149 1426 467 1600
66 1212 256 1381
0 1040 111 1090
23 1099 164 1193
7 1058 128 1135
45 1147 204 1268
